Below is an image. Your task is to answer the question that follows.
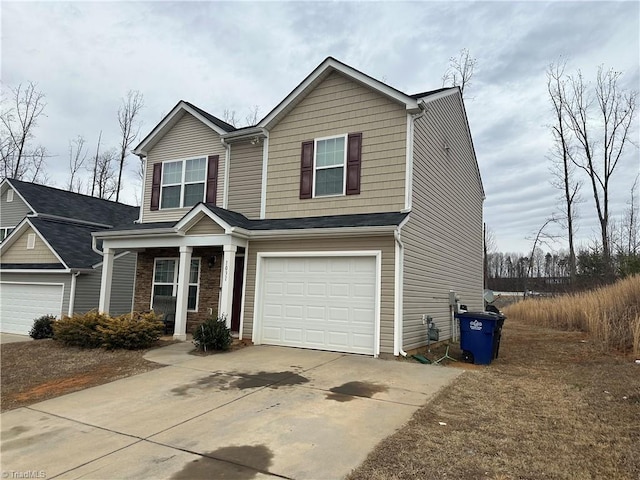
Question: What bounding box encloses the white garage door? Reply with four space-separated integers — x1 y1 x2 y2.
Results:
259 256 377 355
0 283 63 335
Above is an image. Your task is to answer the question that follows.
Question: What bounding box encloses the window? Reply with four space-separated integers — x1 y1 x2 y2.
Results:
314 135 346 196
160 157 207 209
0 227 14 242
6 190 14 202
27 233 36 249
299 133 362 199
152 258 200 311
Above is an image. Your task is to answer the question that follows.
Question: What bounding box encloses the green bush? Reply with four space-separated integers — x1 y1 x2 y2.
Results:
29 314 56 339
193 315 232 352
53 310 163 349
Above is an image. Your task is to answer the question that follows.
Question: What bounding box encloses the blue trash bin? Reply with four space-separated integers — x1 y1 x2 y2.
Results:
455 311 503 365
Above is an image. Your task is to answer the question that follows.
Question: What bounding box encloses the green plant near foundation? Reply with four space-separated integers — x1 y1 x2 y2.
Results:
193 315 232 352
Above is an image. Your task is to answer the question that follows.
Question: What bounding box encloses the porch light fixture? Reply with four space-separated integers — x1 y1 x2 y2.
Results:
208 256 217 269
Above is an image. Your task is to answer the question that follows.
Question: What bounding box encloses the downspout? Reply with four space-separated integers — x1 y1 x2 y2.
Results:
394 228 407 357
221 137 230 208
136 154 146 223
92 235 103 256
68 271 81 316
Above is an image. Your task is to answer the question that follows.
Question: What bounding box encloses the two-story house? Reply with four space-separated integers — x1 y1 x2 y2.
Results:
94 57 485 357
0 179 139 335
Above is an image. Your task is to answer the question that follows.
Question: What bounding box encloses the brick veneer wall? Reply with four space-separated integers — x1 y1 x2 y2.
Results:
134 247 223 333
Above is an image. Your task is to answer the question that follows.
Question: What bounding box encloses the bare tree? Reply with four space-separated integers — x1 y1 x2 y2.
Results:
95 148 118 200
115 90 144 202
442 48 477 97
0 82 48 181
67 135 87 193
547 61 580 283
223 109 238 127
563 66 638 274
245 105 260 127
91 131 102 197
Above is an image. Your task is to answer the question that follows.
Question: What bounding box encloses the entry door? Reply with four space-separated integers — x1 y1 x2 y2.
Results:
230 256 244 332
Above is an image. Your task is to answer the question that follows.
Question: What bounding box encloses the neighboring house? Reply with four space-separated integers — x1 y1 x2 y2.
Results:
94 57 485 357
0 179 139 335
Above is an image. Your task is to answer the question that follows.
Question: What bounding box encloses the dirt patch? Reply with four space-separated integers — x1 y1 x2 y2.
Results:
1 339 172 412
348 318 640 480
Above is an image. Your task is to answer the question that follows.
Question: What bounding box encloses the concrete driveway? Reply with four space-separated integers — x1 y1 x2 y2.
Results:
1 343 461 479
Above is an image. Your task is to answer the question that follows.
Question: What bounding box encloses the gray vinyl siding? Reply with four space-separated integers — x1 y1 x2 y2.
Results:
0 272 72 318
227 141 263 219
142 112 226 223
243 235 396 354
402 92 484 350
0 185 32 228
74 252 137 315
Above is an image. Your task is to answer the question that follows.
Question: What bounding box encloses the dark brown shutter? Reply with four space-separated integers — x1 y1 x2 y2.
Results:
299 141 314 199
346 133 362 195
206 155 219 204
150 163 162 210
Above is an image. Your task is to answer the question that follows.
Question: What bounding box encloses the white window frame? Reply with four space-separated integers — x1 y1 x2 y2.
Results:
151 257 201 312
160 156 207 210
312 134 347 198
26 233 36 249
6 190 14 202
0 226 15 242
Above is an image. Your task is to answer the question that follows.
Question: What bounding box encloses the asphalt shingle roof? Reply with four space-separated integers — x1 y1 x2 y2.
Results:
183 101 237 132
8 178 139 228
28 217 108 268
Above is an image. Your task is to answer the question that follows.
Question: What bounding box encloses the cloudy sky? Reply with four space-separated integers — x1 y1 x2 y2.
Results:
2 1 639 253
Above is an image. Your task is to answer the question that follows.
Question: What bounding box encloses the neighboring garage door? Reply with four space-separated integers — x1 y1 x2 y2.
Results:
259 255 378 355
0 283 63 335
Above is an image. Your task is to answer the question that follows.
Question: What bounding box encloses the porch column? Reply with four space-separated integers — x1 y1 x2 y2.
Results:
98 248 114 313
174 245 192 341
219 244 237 328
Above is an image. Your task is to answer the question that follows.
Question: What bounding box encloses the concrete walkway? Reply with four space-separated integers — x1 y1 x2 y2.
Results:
1 343 461 479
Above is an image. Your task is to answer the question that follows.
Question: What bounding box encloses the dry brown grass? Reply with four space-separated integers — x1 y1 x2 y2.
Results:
504 275 640 354
348 318 640 480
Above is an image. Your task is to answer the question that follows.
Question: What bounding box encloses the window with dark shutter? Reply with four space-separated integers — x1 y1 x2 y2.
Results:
346 133 362 195
150 163 162 210
206 155 219 204
300 141 314 199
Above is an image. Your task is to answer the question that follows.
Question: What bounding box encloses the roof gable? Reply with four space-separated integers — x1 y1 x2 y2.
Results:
134 101 236 157
257 57 422 130
0 219 67 268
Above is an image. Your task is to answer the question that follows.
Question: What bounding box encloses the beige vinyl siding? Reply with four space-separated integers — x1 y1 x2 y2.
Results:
227 141 263 219
142 112 226 223
185 217 225 235
0 185 32 227
1 226 59 264
243 235 396 354
0 272 72 317
266 71 407 218
74 252 137 315
402 92 484 350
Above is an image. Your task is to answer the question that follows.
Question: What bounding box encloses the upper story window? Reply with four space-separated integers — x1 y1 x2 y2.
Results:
161 157 207 209
151 155 219 212
300 133 362 200
314 135 346 196
0 227 14 242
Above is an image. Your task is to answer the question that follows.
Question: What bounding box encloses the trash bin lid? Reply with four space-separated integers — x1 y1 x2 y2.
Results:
455 311 504 321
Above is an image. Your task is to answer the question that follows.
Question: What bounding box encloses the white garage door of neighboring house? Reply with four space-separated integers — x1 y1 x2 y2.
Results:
257 255 378 355
0 283 64 335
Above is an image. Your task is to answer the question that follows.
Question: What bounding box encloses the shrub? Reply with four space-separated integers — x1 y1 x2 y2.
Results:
193 315 232 352
97 311 164 349
53 310 163 349
29 315 56 339
53 310 107 348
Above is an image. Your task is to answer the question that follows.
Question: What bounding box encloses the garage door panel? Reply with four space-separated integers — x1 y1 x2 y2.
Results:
259 256 377 355
1 283 63 335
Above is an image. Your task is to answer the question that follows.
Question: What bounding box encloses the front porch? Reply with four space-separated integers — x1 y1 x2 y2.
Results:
95 211 248 341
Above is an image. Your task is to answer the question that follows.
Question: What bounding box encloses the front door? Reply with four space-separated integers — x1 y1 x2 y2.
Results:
230 255 245 332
